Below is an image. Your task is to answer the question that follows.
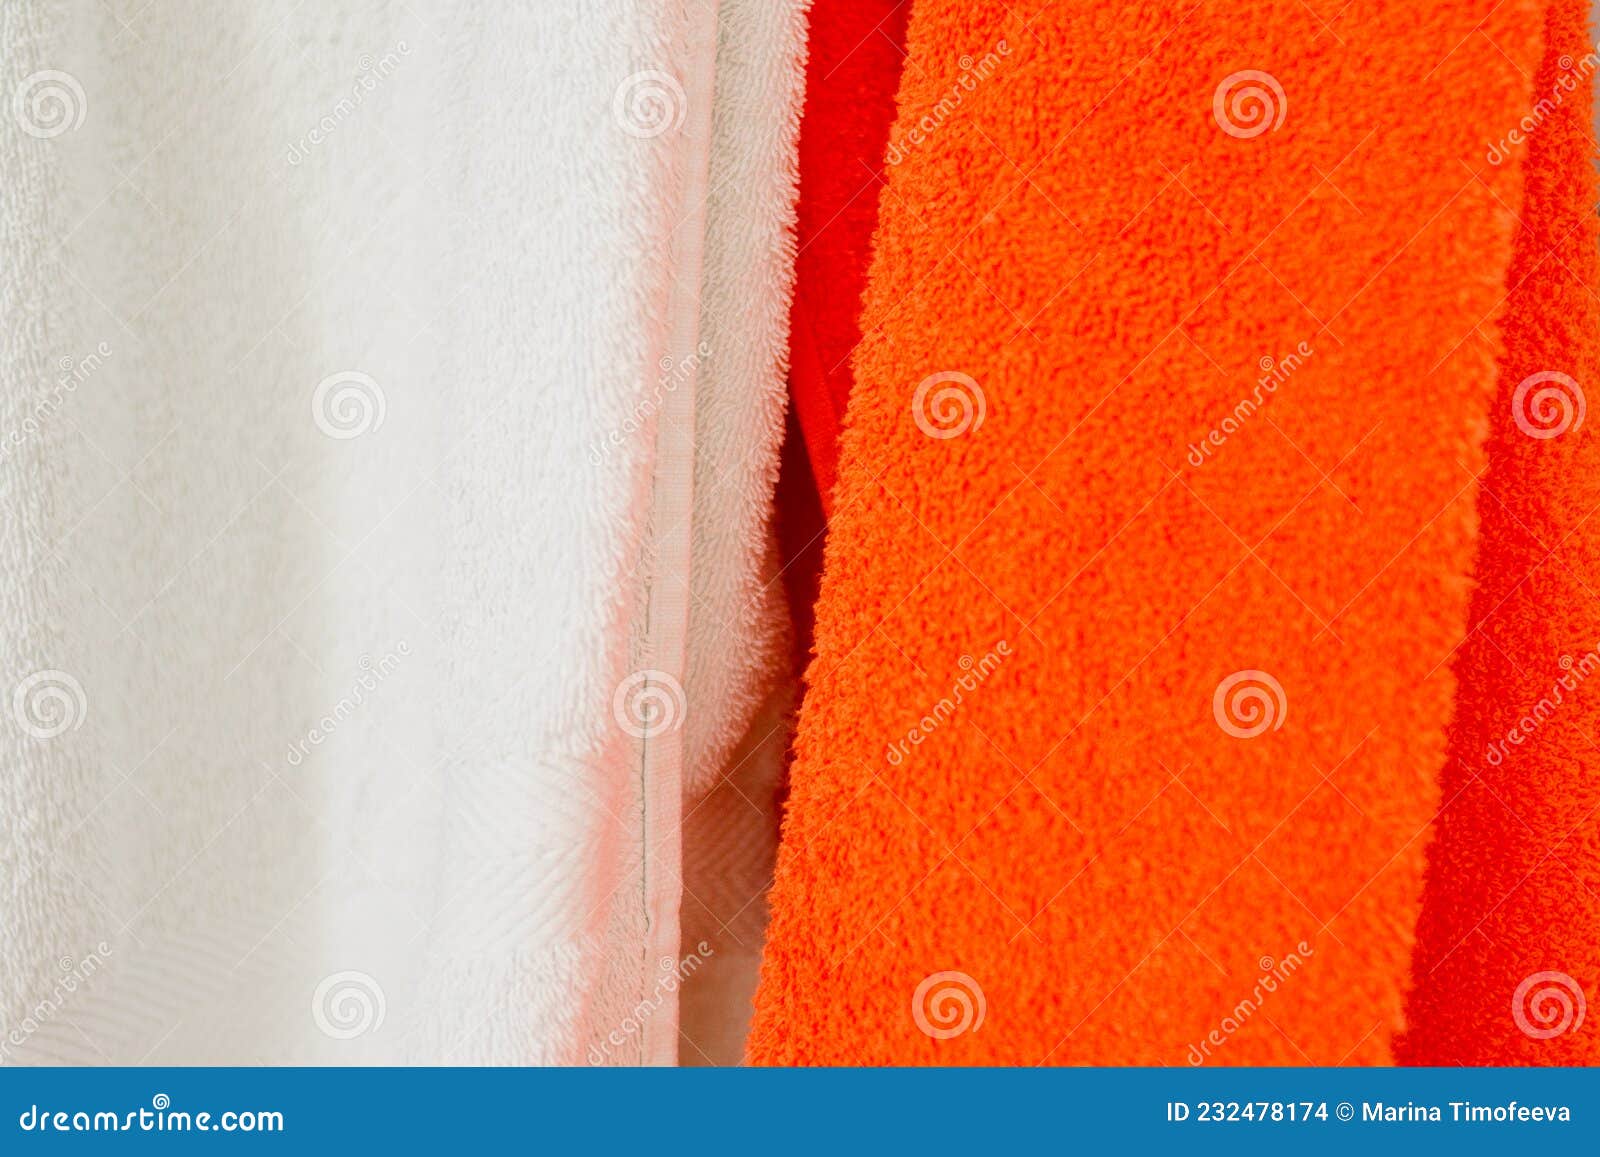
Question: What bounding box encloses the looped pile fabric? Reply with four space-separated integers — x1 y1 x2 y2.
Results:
754 0 1600 1065
1 0 1596 1069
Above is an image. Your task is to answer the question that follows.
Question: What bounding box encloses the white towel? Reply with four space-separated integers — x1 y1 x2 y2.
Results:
677 0 809 1065
0 0 803 1065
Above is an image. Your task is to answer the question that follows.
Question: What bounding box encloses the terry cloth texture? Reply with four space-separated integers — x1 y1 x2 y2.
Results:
1399 0 1600 1066
676 0 810 1067
785 0 910 514
776 0 909 671
0 0 802 1066
749 0 1553 1065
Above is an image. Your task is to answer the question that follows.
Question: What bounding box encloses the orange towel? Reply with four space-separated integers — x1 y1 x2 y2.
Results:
751 0 1563 1064
1399 0 1600 1066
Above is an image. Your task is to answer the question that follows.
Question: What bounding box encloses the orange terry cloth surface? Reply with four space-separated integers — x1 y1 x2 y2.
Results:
1399 1 1600 1066
750 0 1558 1065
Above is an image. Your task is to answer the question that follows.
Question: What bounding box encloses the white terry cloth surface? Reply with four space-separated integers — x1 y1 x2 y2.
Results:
0 0 803 1065
677 0 809 1066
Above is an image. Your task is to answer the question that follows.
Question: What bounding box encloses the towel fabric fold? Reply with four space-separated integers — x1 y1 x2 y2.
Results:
676 0 810 1065
0 0 804 1065
785 0 910 514
775 0 909 669
750 0 1570 1065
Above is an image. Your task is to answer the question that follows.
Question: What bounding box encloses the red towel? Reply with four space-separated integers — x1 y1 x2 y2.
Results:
777 0 910 662
1399 0 1600 1066
787 0 911 512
